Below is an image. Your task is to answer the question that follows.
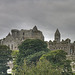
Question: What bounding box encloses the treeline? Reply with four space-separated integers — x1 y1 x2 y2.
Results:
12 39 73 75
0 39 74 75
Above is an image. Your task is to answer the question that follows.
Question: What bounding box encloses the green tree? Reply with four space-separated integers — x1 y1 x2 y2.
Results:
40 50 67 65
0 45 12 75
40 50 73 75
25 51 46 65
15 59 62 75
16 39 49 65
11 50 19 74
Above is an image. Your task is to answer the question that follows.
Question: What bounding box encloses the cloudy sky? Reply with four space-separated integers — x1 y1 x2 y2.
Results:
0 0 75 42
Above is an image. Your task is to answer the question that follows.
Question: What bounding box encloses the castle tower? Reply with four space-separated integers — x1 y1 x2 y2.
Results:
11 29 19 38
54 29 60 43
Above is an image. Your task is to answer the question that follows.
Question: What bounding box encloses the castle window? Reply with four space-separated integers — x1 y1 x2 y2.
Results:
23 32 24 35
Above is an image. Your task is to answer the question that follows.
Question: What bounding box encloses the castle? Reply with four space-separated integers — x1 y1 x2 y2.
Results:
49 29 75 55
0 26 75 55
0 26 44 50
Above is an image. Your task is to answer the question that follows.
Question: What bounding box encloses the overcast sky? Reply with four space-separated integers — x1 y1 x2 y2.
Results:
0 0 75 42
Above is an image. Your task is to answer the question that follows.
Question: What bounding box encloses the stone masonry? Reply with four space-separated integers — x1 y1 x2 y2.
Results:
0 26 75 55
0 26 44 50
48 29 75 55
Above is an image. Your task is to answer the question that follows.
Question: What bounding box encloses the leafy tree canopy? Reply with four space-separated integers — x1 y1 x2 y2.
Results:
18 39 48 56
16 39 49 65
0 45 12 75
15 59 62 75
25 51 46 65
40 50 73 75
40 50 67 65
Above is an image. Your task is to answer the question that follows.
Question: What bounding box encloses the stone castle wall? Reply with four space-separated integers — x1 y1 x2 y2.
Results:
0 26 44 50
48 29 75 55
0 26 75 55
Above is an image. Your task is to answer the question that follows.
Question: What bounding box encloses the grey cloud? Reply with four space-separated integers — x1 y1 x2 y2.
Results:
0 0 75 42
